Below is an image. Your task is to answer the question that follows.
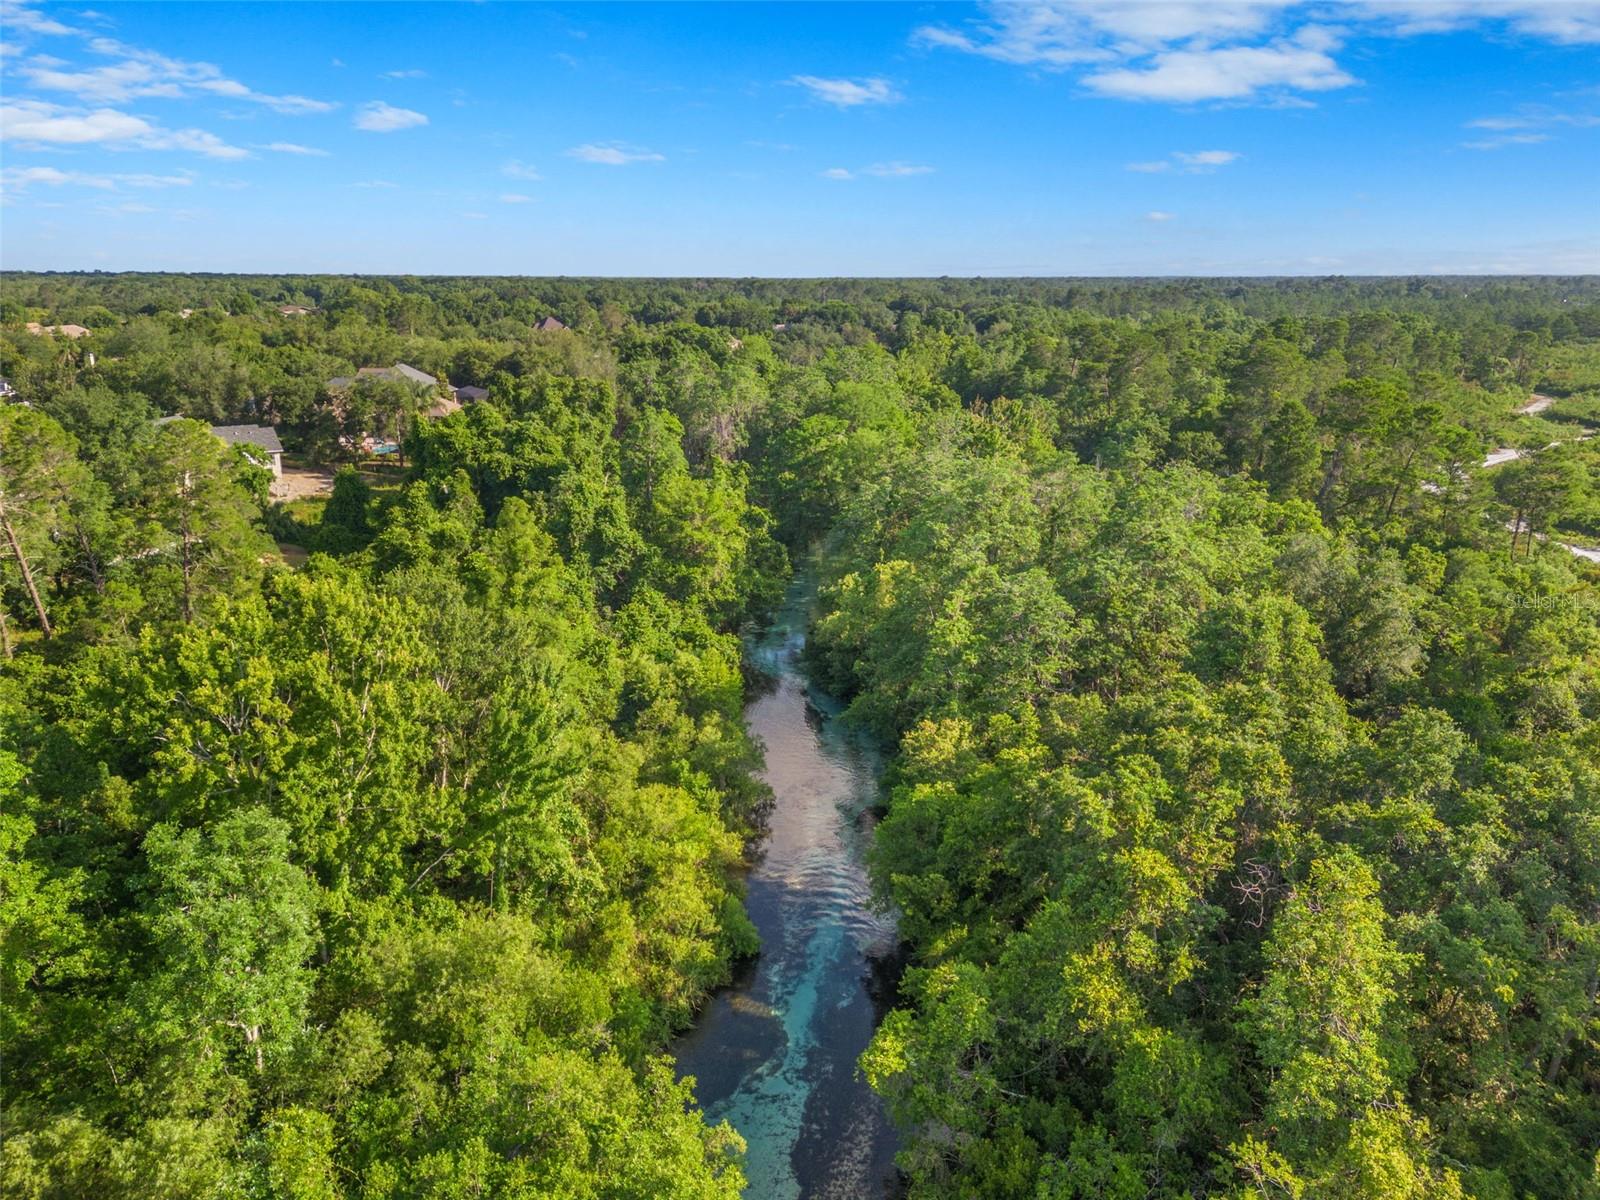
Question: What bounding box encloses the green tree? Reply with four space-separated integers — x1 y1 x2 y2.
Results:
141 419 271 623
137 807 316 1077
0 407 87 646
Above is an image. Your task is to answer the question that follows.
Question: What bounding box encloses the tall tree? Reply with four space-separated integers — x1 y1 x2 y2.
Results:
0 407 86 646
141 419 270 623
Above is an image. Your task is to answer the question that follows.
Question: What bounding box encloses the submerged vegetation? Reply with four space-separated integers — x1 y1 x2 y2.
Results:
2 273 1599 1198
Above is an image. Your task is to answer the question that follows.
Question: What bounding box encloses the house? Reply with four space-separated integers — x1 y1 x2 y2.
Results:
178 309 195 319
211 424 285 478
0 377 16 400
455 385 489 402
153 415 286 478
375 363 438 388
535 315 568 332
278 304 314 316
328 363 440 392
25 322 91 339
325 364 460 437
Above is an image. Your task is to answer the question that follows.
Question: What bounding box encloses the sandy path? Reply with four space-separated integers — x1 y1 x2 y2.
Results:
1484 411 1597 564
271 466 336 502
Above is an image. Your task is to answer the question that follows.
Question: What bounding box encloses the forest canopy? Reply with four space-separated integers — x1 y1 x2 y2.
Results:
2 272 1598 1199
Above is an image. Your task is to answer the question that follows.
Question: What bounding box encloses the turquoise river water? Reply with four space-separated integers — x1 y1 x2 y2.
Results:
673 575 900 1199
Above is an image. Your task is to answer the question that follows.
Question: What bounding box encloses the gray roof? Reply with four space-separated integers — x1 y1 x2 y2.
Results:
389 362 437 386
331 363 438 390
211 424 284 456
455 385 489 401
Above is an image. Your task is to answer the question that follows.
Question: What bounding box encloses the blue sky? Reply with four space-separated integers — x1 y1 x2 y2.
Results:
1 1 1597 275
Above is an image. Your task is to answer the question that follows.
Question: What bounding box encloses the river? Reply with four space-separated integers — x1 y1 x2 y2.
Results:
673 574 901 1199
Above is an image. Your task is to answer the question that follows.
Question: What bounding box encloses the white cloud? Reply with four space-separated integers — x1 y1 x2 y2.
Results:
350 179 398 188
1128 149 1243 172
1 165 110 191
499 192 533 203
920 7 1355 103
1145 210 1176 221
790 75 901 107
1348 2 1600 44
822 162 933 179
913 2 1294 67
1084 37 1354 101
1 164 194 192
0 1 79 37
17 37 335 113
916 1 1600 109
264 141 330 156
502 159 542 180
1462 131 1553 149
1 98 249 157
151 127 250 158
2 98 151 143
1467 115 1530 130
1466 106 1600 131
112 171 195 187
1460 103 1598 148
1174 149 1241 167
383 68 428 79
354 101 427 132
19 57 182 101
565 142 664 165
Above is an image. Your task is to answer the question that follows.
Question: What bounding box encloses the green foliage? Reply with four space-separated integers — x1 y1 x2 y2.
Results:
3 272 1598 1198
801 322 1597 1195
137 808 316 1081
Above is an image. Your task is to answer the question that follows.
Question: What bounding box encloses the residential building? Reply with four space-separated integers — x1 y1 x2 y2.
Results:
210 424 285 478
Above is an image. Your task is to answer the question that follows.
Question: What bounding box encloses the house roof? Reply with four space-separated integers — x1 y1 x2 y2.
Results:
535 316 567 332
211 424 285 456
455 385 489 401
25 322 91 338
278 304 313 315
391 363 437 386
331 363 439 390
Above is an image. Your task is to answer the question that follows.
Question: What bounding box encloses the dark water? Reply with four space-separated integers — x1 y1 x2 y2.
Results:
674 575 900 1199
